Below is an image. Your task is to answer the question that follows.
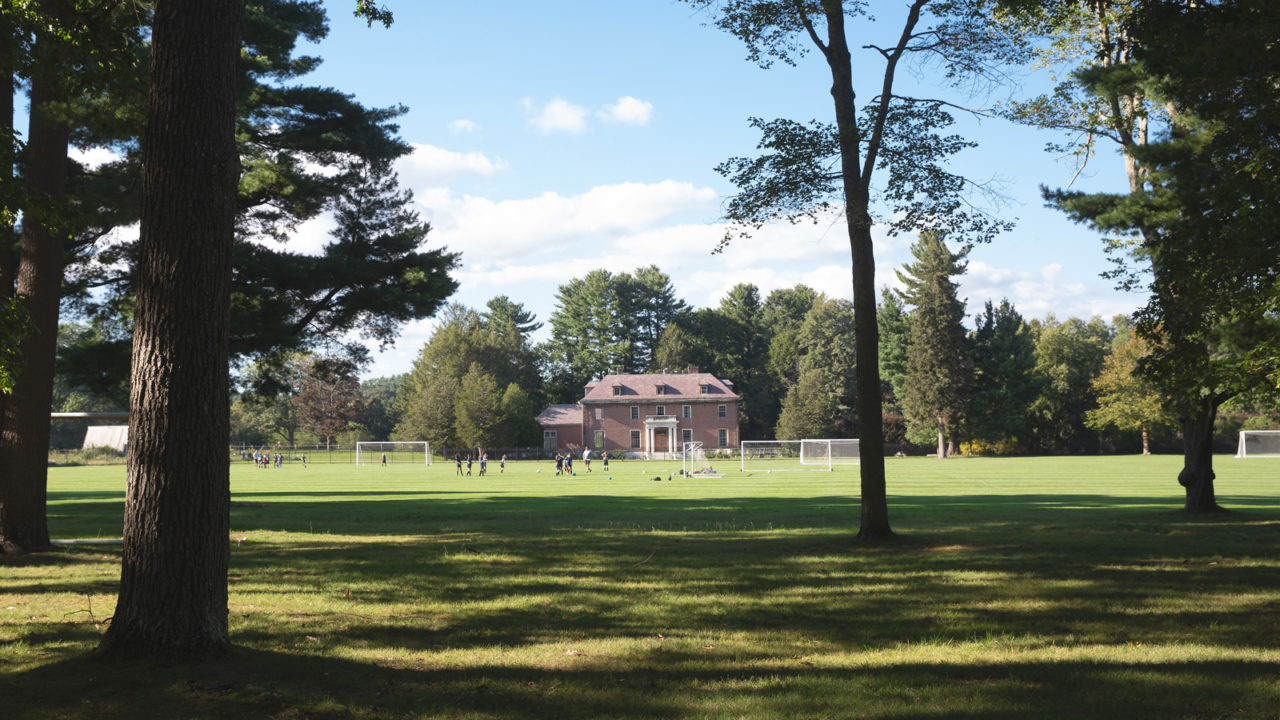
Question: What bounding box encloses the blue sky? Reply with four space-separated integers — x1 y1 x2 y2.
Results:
81 1 1150 378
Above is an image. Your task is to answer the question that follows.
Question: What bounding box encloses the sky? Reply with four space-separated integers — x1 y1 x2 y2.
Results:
87 1 1149 378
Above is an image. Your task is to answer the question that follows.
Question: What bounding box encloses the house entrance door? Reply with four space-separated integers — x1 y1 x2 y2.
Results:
653 428 668 453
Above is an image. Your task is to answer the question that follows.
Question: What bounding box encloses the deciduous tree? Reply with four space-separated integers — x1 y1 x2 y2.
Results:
682 0 1018 537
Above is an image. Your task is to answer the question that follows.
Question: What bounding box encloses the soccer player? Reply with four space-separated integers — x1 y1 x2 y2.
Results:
455 453 463 476
500 454 507 474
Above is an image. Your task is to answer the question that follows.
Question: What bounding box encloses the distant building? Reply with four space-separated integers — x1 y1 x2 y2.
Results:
536 367 740 458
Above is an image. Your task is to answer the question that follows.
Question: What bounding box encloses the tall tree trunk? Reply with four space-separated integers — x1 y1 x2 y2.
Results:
1177 398 1221 513
936 422 946 459
0 39 70 555
820 5 890 539
97 0 244 657
1141 425 1150 456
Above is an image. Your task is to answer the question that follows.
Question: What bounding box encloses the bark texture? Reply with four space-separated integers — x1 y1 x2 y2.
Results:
97 0 244 657
1177 399 1222 513
819 5 891 539
0 46 69 555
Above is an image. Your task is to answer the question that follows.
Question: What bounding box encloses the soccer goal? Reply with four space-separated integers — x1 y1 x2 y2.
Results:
1235 430 1280 458
741 440 829 472
801 438 861 467
355 441 431 466
682 441 725 478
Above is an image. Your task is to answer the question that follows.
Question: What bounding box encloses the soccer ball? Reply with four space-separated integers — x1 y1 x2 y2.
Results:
536 469 541 473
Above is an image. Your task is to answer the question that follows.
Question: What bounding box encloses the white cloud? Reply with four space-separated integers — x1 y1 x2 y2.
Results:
69 146 121 170
600 96 654 126
395 143 506 188
449 118 481 134
414 180 719 261
522 97 590 134
963 261 1140 322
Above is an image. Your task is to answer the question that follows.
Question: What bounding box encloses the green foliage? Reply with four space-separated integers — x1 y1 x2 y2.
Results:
1028 316 1112 453
0 296 31 395
897 232 971 453
775 368 839 440
58 0 457 380
396 302 542 448
482 295 542 336
967 299 1041 450
454 363 502 449
1085 329 1174 451
546 266 688 391
876 288 910 410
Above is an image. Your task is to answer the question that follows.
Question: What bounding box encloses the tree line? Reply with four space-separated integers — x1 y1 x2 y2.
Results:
208 255 1277 456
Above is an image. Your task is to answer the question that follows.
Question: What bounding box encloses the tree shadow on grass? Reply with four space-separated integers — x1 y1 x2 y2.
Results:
5 646 1278 719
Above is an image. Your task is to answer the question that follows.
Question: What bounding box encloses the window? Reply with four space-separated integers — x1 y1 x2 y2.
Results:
718 404 727 419
682 405 691 419
699 384 709 395
718 429 728 448
594 407 602 420
682 428 692 444
655 384 666 395
630 430 641 449
594 430 605 449
612 385 622 396
630 405 639 420
656 405 666 417
543 430 557 450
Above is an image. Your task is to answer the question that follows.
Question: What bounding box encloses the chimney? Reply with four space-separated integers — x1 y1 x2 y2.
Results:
686 365 700 374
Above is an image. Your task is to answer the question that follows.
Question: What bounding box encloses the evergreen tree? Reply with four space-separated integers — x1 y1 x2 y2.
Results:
482 295 541 336
897 232 970 458
621 265 688 372
876 288 911 412
548 270 630 391
776 369 839 441
967 300 1040 452
794 297 858 438
654 323 697 373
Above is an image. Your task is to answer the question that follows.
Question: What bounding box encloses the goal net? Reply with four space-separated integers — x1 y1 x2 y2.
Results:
801 439 860 466
1235 431 1280 458
741 440 831 472
356 441 431 466
682 441 725 478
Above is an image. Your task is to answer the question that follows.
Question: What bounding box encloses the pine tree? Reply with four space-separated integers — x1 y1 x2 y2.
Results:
897 232 970 458
967 300 1040 452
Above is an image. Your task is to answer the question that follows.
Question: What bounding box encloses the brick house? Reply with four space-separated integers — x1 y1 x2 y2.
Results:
536 369 740 458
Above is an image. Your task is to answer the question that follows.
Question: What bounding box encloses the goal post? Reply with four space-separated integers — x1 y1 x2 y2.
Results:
801 439 860 466
1236 430 1280 458
682 441 725 478
356 441 431 466
741 440 828 472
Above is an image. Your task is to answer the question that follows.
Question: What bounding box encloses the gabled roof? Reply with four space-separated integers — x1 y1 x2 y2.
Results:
536 404 581 426
580 372 739 403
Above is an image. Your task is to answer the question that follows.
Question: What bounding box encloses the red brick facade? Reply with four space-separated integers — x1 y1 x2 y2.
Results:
537 371 740 457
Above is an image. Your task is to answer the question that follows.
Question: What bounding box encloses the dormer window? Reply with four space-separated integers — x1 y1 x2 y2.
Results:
699 384 710 395
655 384 666 395
612 385 622 396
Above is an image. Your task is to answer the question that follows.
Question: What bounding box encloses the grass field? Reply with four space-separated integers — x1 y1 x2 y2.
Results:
3 455 1280 719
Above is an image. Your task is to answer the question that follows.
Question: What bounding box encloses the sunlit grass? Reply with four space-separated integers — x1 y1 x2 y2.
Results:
3 455 1280 718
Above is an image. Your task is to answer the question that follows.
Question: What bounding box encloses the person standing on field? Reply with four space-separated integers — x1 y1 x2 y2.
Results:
500 454 507 474
381 452 387 468
455 452 463 475
582 447 591 472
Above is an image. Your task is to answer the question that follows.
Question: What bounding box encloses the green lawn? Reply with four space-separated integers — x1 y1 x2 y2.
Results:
3 456 1279 719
